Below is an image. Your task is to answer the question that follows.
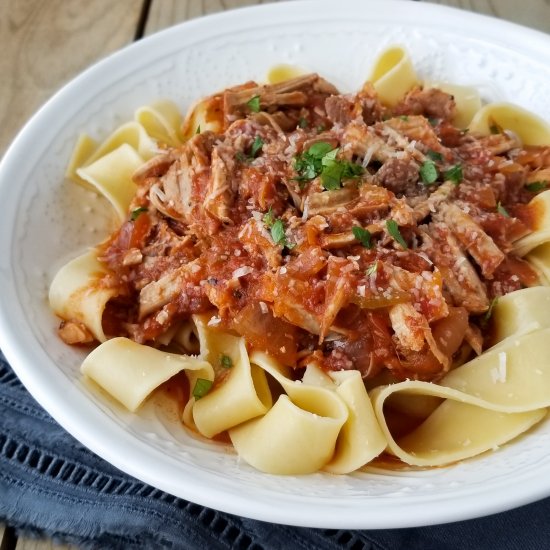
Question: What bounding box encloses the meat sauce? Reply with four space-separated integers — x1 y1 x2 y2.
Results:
78 75 550 384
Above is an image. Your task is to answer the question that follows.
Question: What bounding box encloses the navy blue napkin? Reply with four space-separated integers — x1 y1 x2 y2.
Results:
1 352 549 550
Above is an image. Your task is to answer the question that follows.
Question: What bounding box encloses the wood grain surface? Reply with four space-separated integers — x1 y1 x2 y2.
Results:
1 0 548 548
426 0 550 32
0 0 142 155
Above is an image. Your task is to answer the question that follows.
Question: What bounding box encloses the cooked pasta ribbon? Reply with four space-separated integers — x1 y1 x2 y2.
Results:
369 45 420 106
67 102 182 219
372 328 550 466
490 286 550 342
49 250 118 343
81 337 213 412
77 144 143 222
526 242 550 285
469 103 550 146
229 351 349 474
188 316 272 438
514 191 550 256
425 81 481 129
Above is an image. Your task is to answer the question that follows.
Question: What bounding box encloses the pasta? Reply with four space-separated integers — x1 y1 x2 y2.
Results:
50 46 550 475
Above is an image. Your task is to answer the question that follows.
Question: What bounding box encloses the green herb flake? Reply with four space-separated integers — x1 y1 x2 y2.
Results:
321 162 345 190
427 150 443 162
352 226 373 249
420 160 439 185
298 117 309 129
192 378 213 400
294 142 363 190
489 124 500 135
386 219 408 249
263 207 275 228
497 202 510 218
526 181 549 193
317 124 326 133
308 142 333 158
271 219 286 246
250 136 264 158
235 152 247 163
428 117 439 127
482 297 499 325
443 164 463 185
130 207 148 221
399 115 409 121
263 211 294 249
220 354 233 369
246 95 261 113
365 261 378 277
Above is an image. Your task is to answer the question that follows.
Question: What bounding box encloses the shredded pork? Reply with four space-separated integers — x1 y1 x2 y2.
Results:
85 73 549 382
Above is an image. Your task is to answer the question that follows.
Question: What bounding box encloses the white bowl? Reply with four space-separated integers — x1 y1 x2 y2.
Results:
1 0 550 529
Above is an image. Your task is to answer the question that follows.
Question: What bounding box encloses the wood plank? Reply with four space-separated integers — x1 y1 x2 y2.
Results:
146 0 549 35
0 0 144 156
145 0 281 35
426 0 550 32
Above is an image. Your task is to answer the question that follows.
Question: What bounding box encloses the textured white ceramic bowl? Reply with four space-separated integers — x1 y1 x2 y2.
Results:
1 0 550 529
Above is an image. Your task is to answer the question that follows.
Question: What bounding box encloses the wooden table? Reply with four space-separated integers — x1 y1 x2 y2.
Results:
0 0 548 548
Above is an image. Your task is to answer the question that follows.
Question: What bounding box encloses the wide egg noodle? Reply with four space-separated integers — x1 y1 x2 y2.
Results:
514 191 550 256
469 102 550 146
324 370 387 474
187 315 272 438
526 242 550 284
371 328 550 467
229 351 349 475
76 144 143 222
81 337 213 413
48 249 118 343
424 81 481 129
368 45 420 107
266 64 306 84
490 286 550 343
67 102 183 219
134 100 183 147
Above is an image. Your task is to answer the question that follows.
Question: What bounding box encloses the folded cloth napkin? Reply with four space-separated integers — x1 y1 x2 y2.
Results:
1 352 549 550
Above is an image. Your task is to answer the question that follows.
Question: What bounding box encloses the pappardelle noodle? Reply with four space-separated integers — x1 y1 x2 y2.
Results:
50 46 550 475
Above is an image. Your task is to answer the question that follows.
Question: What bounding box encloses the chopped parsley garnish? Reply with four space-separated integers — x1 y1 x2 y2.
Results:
426 150 443 162
365 261 378 276
399 115 409 121
489 124 501 135
130 207 148 221
193 378 213 400
236 136 264 163
317 124 326 133
293 141 363 190
263 210 295 249
443 164 463 185
428 117 439 127
298 117 309 129
250 136 264 158
352 226 373 248
482 297 499 326
497 202 510 217
196 125 201 134
246 95 261 113
220 354 233 369
294 141 331 182
526 181 548 192
386 219 408 249
420 160 438 185
263 207 276 228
